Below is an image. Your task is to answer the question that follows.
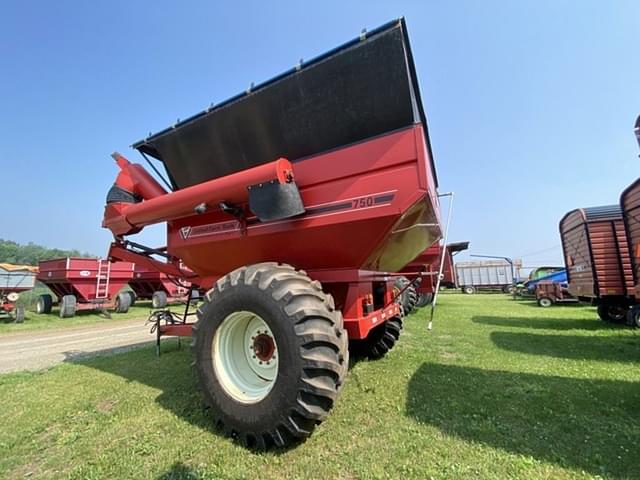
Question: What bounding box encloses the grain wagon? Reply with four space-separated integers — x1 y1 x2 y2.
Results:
101 19 442 448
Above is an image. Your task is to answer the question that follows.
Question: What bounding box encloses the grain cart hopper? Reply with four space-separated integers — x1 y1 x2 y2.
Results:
102 19 441 448
559 205 634 323
0 263 37 323
36 258 135 317
128 264 190 308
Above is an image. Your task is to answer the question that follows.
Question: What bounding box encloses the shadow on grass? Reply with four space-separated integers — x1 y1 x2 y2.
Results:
472 315 616 331
157 462 201 479
66 341 305 453
406 363 639 478
491 331 640 363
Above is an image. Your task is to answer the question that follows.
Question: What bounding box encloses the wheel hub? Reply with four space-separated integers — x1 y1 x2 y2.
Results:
252 333 275 362
213 311 279 404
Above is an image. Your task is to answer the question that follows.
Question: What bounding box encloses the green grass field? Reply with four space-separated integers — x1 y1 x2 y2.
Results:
0 293 638 479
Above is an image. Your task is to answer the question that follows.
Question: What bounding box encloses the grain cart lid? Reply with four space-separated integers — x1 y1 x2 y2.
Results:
133 18 436 190
446 241 470 253
582 205 622 222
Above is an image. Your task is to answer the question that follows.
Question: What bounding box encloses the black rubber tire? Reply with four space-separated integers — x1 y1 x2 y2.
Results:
463 286 476 294
126 291 137 307
36 294 53 314
360 316 402 359
59 295 77 318
502 285 515 294
14 305 25 323
597 304 627 324
114 292 131 313
625 306 640 328
537 297 553 308
193 262 348 449
415 292 434 308
394 277 418 315
152 291 168 309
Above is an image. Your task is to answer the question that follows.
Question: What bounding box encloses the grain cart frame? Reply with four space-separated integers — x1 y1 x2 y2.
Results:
101 19 442 448
36 258 135 317
559 205 634 323
128 264 190 308
0 263 37 323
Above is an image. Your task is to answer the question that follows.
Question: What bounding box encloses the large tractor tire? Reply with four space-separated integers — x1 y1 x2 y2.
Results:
193 263 348 449
36 294 53 314
59 295 77 318
114 292 132 313
359 316 402 359
152 290 168 309
415 292 433 308
394 277 418 315
597 304 627 324
625 305 640 328
126 291 137 307
13 305 25 323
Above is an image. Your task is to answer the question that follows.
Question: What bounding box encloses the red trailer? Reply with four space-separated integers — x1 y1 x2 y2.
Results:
620 176 640 326
399 241 469 308
36 258 135 317
559 205 634 323
535 281 577 307
128 264 190 308
102 19 442 448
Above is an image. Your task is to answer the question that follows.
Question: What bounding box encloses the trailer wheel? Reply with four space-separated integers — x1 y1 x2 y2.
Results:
394 277 418 315
126 291 137 307
360 316 402 359
502 285 515 294
463 286 476 294
59 295 77 318
193 262 348 449
537 297 553 308
597 304 627 324
152 291 168 309
114 292 131 313
415 292 433 308
625 306 640 328
36 294 53 314
14 305 25 323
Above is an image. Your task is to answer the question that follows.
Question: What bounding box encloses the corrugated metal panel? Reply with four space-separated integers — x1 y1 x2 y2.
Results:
620 178 640 296
0 269 36 290
560 205 632 298
455 262 515 287
582 205 622 222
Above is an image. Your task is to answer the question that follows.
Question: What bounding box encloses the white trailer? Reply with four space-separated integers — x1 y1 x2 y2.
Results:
455 260 522 294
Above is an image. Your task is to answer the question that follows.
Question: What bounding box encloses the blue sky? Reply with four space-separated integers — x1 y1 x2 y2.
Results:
1 1 639 268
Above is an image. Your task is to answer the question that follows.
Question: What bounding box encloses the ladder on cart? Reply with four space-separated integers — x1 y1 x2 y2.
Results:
95 259 111 300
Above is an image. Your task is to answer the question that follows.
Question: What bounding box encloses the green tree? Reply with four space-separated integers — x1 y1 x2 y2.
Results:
0 239 95 265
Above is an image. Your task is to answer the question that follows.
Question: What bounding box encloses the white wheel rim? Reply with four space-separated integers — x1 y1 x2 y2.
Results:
213 311 278 404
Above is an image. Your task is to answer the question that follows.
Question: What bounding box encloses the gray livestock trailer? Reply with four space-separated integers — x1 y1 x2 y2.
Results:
456 260 522 294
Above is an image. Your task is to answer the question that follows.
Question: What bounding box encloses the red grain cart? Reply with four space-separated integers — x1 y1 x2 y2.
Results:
129 264 190 308
36 258 135 317
559 205 633 323
399 241 469 309
102 19 442 448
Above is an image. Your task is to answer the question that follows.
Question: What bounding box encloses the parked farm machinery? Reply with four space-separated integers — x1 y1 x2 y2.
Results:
0 263 37 323
36 258 135 317
101 19 442 448
128 264 191 308
559 205 634 323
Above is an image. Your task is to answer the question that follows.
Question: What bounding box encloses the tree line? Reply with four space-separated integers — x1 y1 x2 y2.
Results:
0 239 94 266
